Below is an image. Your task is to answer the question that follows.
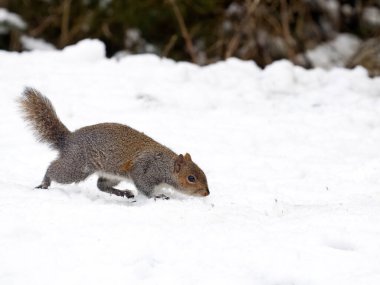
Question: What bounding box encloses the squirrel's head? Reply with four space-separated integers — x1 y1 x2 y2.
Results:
173 153 209 197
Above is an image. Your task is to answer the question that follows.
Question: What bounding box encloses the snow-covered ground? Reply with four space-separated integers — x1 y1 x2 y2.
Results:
1 39 380 285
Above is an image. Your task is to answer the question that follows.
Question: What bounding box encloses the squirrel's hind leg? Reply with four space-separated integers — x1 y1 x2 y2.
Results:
36 158 91 189
97 177 135 198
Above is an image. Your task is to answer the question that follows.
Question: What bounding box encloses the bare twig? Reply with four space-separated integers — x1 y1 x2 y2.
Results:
224 0 261 59
101 22 113 39
280 0 296 60
162 34 178 58
167 0 197 63
59 0 72 47
10 30 21 51
247 0 261 14
225 34 240 58
30 15 58 37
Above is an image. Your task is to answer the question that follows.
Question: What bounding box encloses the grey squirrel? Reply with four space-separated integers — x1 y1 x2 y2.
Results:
18 88 210 199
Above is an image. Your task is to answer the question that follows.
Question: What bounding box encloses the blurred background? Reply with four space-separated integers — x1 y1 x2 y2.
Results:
0 0 379 76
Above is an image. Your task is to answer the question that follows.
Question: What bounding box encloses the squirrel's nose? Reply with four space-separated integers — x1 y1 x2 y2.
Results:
203 188 210 196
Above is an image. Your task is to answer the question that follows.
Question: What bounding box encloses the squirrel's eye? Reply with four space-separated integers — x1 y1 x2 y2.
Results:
187 175 196 183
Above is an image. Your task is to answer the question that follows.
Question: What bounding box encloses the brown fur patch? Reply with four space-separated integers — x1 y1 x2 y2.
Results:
121 160 133 173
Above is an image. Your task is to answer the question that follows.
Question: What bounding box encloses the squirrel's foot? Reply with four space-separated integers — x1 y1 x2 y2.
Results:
35 176 51 189
35 184 49 189
154 194 170 201
111 188 135 199
97 177 134 199
35 181 50 189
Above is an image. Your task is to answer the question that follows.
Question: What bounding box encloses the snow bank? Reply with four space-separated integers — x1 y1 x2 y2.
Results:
306 34 361 69
1 40 380 285
0 8 26 32
20 35 56 51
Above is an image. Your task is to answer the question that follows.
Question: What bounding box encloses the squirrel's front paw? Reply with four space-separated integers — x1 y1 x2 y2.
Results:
154 194 170 201
111 189 135 199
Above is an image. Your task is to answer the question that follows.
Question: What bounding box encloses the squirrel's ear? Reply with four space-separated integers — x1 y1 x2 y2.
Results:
184 153 192 161
174 154 185 173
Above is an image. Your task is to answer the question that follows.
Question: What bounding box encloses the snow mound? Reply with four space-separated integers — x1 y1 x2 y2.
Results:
20 35 56 51
0 8 26 32
62 39 106 62
306 34 361 69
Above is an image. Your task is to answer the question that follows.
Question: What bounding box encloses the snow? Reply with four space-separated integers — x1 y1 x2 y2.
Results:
306 33 361 69
1 39 380 285
363 6 380 26
20 35 56 51
0 8 26 34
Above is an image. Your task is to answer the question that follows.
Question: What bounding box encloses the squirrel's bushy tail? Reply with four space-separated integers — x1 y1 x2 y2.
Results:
18 88 70 150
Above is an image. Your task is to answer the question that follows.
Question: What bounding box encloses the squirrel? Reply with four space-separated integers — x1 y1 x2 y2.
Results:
18 88 210 199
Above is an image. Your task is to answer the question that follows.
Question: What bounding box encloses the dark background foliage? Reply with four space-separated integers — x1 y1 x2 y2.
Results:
0 0 379 73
